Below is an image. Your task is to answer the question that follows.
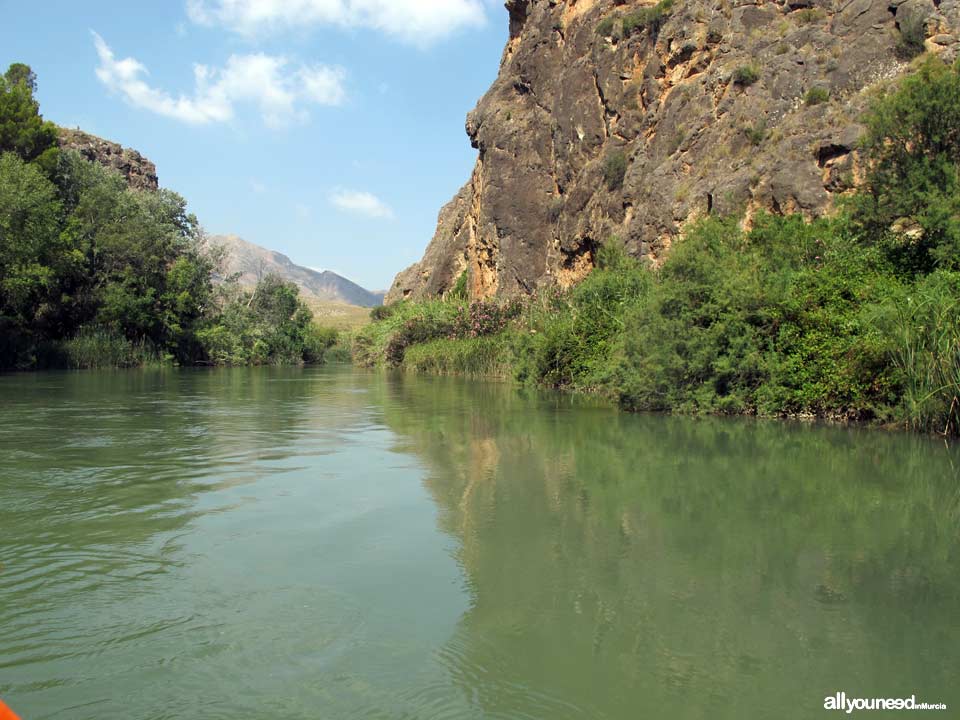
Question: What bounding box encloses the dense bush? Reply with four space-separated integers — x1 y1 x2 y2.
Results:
618 215 898 417
732 65 760 87
451 299 522 338
370 303 396 322
872 271 960 434
385 315 456 366
849 57 960 275
197 275 334 366
596 16 618 38
602 150 628 190
804 87 830 106
622 0 674 36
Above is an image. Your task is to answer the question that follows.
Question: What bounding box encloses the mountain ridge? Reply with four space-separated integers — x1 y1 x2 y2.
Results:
208 234 384 308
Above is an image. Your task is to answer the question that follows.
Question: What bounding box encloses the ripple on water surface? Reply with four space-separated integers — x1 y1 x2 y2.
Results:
1 366 959 719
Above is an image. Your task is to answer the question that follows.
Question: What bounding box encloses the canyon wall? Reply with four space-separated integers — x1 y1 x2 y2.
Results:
388 0 960 302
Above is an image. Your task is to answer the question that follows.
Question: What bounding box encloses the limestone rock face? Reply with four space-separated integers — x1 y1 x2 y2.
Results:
388 0 960 302
57 128 159 191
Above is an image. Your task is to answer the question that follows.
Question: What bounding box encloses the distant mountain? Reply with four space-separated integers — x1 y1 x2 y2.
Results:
208 234 384 308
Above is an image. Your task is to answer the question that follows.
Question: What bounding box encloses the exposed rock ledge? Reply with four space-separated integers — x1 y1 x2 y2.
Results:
388 0 960 303
57 127 159 191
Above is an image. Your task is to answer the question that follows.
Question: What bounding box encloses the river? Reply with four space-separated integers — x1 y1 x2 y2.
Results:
1 366 957 719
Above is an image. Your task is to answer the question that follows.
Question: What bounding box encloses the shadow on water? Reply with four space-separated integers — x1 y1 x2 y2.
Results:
371 372 960 720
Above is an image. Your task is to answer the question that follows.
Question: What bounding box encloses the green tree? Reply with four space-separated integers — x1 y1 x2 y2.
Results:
0 153 62 326
0 63 58 172
198 275 322 366
5 63 37 92
851 58 960 274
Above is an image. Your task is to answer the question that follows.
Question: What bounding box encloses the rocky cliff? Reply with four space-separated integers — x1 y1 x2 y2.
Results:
388 0 960 302
57 128 159 191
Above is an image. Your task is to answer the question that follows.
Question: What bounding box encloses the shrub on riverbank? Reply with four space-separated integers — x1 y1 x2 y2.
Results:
196 275 341 366
617 215 899 418
55 326 163 369
353 57 960 435
873 272 960 434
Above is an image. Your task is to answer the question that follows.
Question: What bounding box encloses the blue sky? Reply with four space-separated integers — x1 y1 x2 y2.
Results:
0 1 509 291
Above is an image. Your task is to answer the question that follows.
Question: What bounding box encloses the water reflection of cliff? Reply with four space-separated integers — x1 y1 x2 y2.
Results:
375 373 960 720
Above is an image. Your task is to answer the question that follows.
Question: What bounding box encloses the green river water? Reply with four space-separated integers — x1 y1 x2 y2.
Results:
0 366 958 719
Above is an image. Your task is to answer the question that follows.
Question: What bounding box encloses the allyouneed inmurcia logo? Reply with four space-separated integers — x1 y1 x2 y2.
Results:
825 693 948 713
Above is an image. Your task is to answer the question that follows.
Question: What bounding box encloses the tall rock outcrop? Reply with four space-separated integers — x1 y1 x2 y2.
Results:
389 0 960 302
57 128 159 191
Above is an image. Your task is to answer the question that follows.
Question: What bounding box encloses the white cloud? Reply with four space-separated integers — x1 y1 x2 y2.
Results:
93 32 346 127
186 0 487 46
298 65 348 106
330 190 394 219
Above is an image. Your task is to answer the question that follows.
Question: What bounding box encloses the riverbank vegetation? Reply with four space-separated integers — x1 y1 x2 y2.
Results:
0 64 339 370
356 57 960 436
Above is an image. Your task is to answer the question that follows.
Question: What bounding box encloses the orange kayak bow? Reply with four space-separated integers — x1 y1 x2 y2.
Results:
0 700 21 720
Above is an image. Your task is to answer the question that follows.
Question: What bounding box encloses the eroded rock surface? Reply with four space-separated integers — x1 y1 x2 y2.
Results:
388 0 960 302
57 128 159 191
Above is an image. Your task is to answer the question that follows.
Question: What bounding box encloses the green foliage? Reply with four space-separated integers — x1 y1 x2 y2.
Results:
370 303 396 322
385 314 455 366
0 63 58 172
619 215 897 416
197 275 330 366
352 298 460 367
622 0 674 36
58 326 161 369
732 65 760 87
804 87 830 106
850 57 960 275
795 8 826 24
403 334 514 377
359 212 960 434
596 16 618 38
0 153 61 327
872 271 960 434
0 64 333 370
744 120 767 146
602 150 628 191
450 269 469 300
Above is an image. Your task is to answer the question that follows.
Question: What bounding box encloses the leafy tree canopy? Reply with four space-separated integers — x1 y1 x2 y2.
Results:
0 63 58 173
853 58 960 274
